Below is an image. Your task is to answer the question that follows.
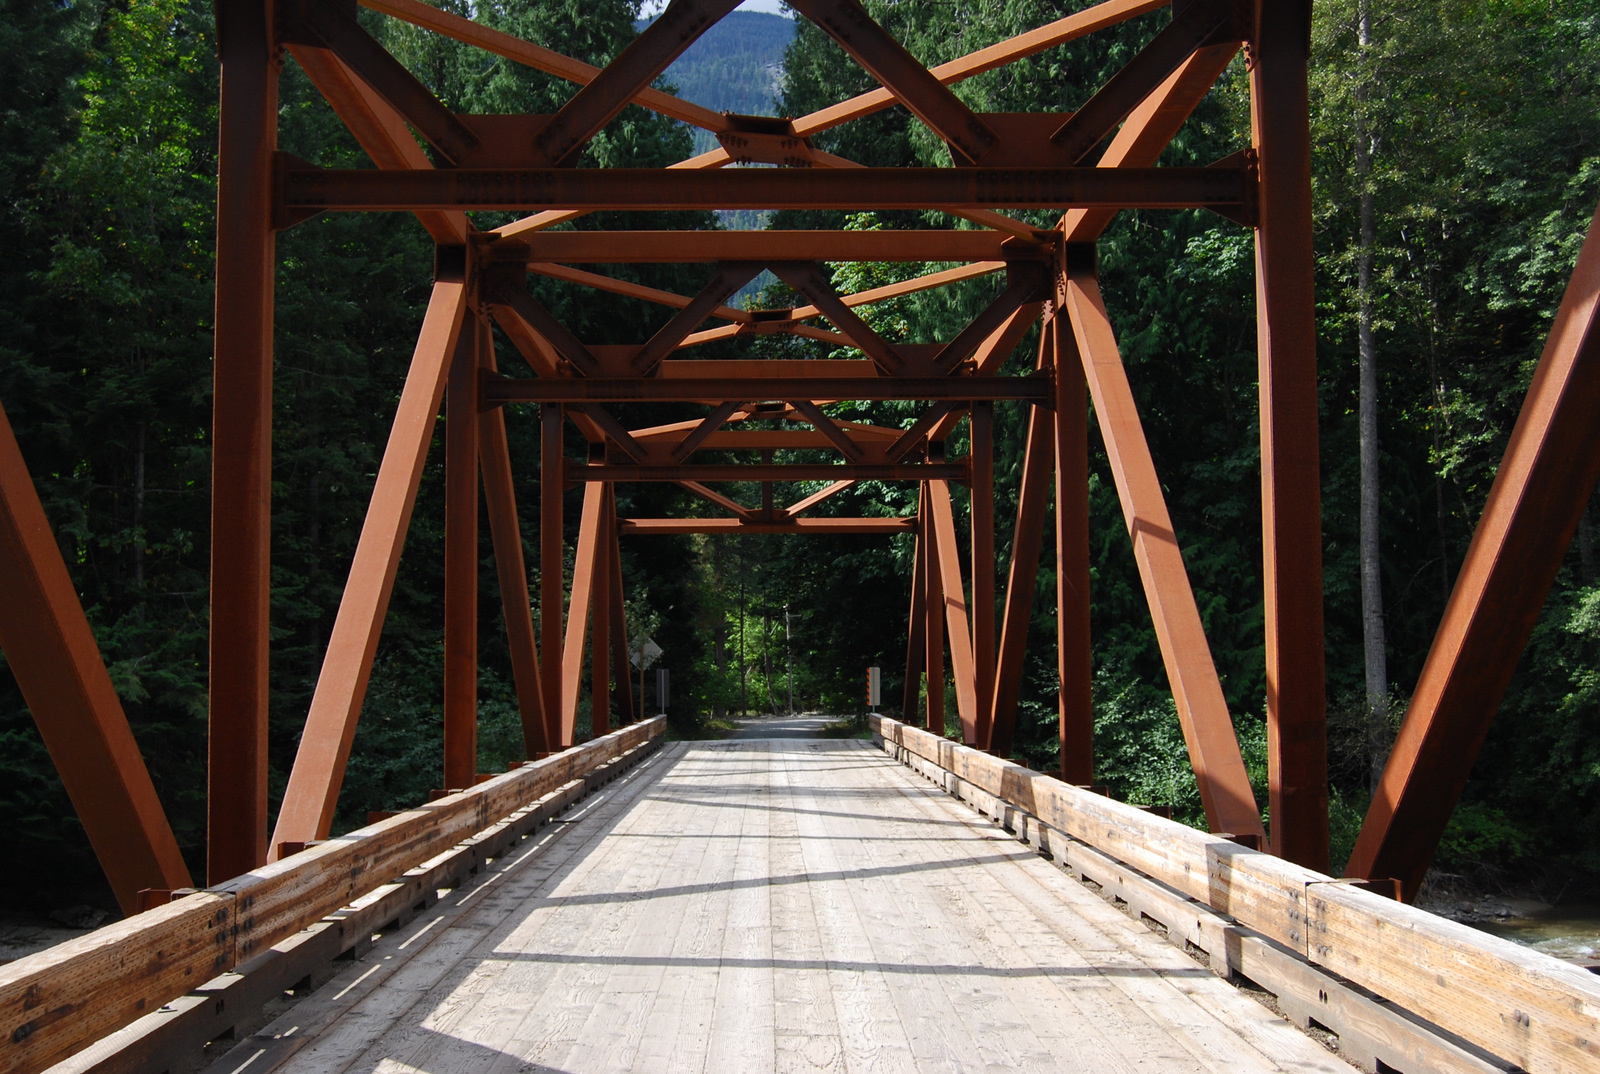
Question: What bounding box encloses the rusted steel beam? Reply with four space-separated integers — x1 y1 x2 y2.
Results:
278 161 1254 213
676 321 850 350
988 361 1056 758
1251 0 1327 872
483 376 1052 405
286 46 468 244
1350 202 1600 900
655 359 879 381
675 480 754 521
1060 40 1240 243
527 262 752 323
904 502 928 725
886 405 959 463
1061 263 1265 842
478 342 547 758
619 517 913 534
591 483 612 737
209 0 279 883
783 480 856 518
1054 319 1094 785
0 402 191 913
922 484 946 735
769 261 912 375
936 272 1046 374
494 232 1036 264
928 479 978 743
607 513 635 723
271 276 469 853
791 0 1167 138
1051 0 1239 164
360 0 729 133
670 401 745 461
790 400 865 462
787 0 997 164
486 280 601 376
534 0 740 166
573 463 967 483
287 4 477 166
633 263 762 375
569 404 649 462
970 403 998 748
561 480 605 744
787 262 1007 322
540 405 565 748
443 318 479 791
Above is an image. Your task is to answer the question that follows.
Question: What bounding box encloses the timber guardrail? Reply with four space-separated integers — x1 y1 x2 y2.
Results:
869 714 1600 1074
0 717 665 1074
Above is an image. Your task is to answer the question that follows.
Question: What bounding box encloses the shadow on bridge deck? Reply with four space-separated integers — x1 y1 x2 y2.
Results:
201 740 1346 1074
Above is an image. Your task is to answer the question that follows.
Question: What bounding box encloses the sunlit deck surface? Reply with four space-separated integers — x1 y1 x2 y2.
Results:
209 738 1345 1074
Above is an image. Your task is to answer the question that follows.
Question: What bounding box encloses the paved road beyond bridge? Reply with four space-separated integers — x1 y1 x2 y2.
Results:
203 738 1344 1074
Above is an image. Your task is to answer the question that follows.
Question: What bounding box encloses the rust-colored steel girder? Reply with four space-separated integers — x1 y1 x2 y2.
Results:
1251 0 1328 874
277 161 1254 215
209 0 279 884
1349 201 1600 900
620 517 914 535
491 231 1042 263
569 462 969 484
1054 319 1094 786
443 315 480 791
483 376 1052 405
0 401 192 913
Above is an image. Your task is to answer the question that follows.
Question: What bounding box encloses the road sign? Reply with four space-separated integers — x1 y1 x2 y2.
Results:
631 637 663 670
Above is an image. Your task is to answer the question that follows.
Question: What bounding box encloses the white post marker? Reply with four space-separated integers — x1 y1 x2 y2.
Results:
866 666 882 713
655 667 670 716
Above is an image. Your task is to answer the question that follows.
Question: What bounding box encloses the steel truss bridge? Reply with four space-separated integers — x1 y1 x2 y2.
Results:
0 0 1597 1070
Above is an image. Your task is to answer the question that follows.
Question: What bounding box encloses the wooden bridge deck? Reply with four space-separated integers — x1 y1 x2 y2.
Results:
208 738 1345 1074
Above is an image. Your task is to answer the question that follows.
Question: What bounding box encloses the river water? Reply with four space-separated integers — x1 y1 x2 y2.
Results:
1475 903 1600 965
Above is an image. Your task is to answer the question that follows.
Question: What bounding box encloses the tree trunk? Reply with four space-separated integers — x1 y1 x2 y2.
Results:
762 606 777 716
1355 0 1390 793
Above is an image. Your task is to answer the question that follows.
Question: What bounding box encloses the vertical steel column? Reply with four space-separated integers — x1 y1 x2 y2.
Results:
1053 316 1094 785
608 508 635 723
540 404 564 749
208 0 279 883
970 403 997 747
443 313 479 790
1349 202 1600 899
1251 0 1328 871
924 482 946 736
0 401 192 913
903 493 927 725
478 323 547 758
591 478 612 736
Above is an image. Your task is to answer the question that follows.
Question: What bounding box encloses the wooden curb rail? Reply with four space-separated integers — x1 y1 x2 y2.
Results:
869 715 1600 1074
0 717 665 1074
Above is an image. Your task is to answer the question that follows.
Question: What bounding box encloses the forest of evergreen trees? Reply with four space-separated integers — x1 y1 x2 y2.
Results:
0 0 1596 910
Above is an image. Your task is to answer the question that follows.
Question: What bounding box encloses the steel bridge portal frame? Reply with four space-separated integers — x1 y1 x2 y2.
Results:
1 0 1597 909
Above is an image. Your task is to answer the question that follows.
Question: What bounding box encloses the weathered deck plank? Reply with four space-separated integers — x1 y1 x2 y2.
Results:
206 738 1346 1074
